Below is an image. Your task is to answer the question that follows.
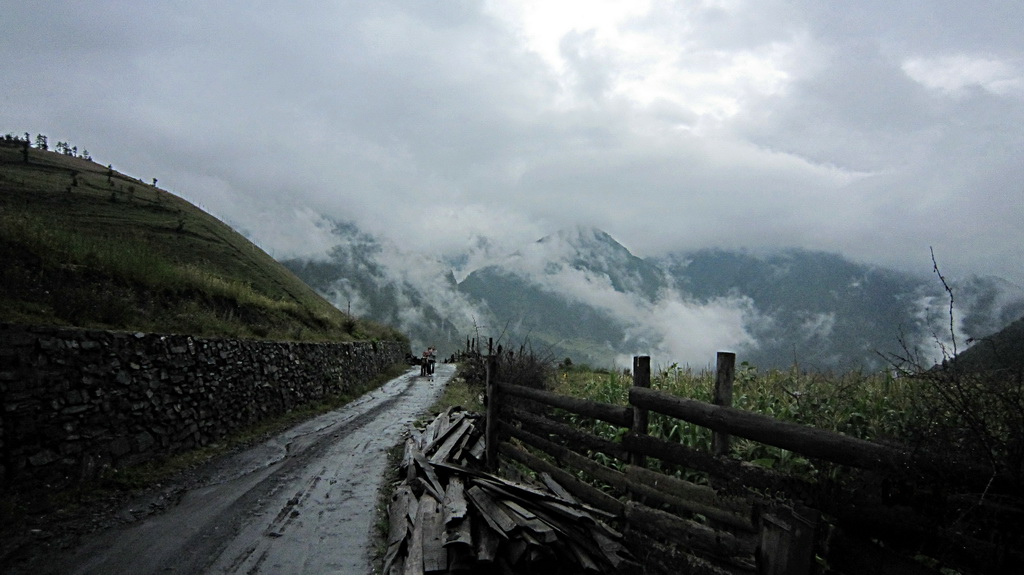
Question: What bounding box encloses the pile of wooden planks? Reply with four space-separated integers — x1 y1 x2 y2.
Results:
383 407 635 574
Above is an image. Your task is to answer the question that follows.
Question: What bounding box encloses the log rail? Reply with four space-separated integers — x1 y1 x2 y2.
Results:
478 348 1021 575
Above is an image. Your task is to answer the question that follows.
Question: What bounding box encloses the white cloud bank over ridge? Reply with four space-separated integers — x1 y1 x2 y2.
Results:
2 0 1023 288
622 294 758 369
516 263 759 369
487 229 759 367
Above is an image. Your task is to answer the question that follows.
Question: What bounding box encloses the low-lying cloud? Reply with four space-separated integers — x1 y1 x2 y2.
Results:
5 1 1023 295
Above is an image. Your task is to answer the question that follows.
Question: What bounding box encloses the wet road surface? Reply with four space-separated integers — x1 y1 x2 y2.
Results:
29 365 451 574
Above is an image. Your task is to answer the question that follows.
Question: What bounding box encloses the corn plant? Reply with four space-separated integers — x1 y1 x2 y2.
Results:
553 361 922 482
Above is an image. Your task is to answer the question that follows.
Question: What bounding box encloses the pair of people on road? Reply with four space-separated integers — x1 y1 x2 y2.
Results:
420 346 437 377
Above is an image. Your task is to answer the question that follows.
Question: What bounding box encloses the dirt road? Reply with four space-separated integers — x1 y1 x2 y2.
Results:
20 365 451 575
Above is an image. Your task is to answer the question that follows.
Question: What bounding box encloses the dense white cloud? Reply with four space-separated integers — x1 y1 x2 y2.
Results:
3 0 1022 286
618 293 758 370
903 55 1024 97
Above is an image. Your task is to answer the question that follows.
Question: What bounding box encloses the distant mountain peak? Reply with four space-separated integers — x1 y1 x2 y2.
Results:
482 226 668 300
533 226 635 261
539 225 616 244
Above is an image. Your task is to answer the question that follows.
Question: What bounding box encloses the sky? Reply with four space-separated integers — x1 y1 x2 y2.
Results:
4 0 1023 286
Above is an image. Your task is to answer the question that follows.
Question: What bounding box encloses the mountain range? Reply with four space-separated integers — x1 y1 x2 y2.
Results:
282 223 1024 371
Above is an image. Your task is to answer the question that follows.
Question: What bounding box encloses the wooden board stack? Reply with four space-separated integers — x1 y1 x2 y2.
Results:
383 407 636 574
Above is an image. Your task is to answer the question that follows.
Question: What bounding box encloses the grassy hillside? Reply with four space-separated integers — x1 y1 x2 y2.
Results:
0 143 403 343
953 314 1024 373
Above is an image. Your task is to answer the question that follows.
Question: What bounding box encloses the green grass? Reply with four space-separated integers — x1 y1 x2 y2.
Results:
0 144 403 342
429 372 485 414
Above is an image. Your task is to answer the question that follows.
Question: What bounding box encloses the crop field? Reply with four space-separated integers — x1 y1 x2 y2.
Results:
553 361 954 480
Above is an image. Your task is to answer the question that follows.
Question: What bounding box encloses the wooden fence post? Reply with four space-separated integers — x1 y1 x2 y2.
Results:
630 356 651 467
485 342 499 471
712 351 736 457
757 503 820 575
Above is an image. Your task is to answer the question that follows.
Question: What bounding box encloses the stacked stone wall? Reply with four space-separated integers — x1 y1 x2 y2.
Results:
0 323 408 488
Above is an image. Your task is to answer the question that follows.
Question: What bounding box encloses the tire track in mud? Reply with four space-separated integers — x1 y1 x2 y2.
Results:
28 365 451 575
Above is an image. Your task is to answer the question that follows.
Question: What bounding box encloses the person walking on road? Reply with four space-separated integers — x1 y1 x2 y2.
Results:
420 348 430 377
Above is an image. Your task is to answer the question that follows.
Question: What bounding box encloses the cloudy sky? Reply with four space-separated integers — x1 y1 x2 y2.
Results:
4 1 1023 285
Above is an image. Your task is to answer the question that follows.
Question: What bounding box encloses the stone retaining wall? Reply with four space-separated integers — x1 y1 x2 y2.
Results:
0 323 408 488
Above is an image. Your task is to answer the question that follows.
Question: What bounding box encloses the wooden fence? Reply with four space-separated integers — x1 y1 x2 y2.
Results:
476 345 1022 574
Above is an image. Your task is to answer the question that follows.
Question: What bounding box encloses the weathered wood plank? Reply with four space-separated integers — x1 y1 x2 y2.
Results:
388 484 415 546
757 504 819 575
384 553 405 575
429 407 451 441
429 418 474 464
412 448 446 502
502 498 558 543
401 436 418 479
444 516 473 549
466 484 517 535
591 529 631 569
441 476 467 524
629 386 908 471
407 493 420 524
621 528 734 575
404 496 425 575
424 416 442 446
533 499 595 524
420 496 447 573
467 434 485 461
474 512 500 562
450 422 476 463
502 422 629 496
539 472 578 504
416 477 444 505
498 442 625 517
439 463 616 520
423 411 467 456
382 541 404 575
526 503 608 561
497 382 634 427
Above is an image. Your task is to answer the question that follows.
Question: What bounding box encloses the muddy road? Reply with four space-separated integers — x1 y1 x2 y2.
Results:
21 365 452 575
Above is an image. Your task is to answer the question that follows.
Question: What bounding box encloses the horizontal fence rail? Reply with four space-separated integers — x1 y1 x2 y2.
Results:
497 382 634 427
629 386 909 472
468 343 1023 575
